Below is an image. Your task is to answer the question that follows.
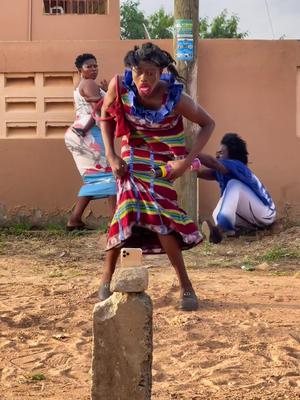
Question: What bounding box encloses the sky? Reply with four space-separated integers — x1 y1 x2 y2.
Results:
129 0 300 40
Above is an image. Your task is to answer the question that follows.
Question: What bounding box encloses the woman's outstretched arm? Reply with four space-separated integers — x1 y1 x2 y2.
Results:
197 153 228 174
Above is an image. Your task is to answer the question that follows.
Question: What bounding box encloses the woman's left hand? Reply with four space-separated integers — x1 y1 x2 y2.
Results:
167 159 189 180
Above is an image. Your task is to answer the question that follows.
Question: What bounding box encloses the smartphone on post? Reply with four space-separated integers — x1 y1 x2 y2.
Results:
120 248 143 268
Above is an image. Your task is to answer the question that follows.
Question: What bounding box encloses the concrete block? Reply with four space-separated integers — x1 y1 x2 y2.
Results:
91 292 153 400
110 267 149 293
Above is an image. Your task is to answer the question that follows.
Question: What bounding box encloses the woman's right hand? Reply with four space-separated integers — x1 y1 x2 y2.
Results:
166 159 189 180
99 79 109 92
108 154 128 179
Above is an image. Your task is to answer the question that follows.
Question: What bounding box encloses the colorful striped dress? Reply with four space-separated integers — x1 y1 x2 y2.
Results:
107 71 202 253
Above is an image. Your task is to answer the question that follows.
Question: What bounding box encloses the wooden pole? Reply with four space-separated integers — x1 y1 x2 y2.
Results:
28 0 32 41
173 0 199 222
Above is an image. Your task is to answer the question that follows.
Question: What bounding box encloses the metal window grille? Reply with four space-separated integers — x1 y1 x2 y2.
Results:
43 0 107 15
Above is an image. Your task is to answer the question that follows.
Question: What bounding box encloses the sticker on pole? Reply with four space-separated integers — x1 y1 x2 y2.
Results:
175 19 194 61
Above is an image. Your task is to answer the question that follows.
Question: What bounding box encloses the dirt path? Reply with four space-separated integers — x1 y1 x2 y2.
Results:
0 226 300 399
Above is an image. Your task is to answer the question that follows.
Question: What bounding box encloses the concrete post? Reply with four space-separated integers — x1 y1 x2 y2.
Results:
91 267 152 400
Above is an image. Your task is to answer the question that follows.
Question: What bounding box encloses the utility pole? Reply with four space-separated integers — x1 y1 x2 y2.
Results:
28 0 33 41
173 0 199 223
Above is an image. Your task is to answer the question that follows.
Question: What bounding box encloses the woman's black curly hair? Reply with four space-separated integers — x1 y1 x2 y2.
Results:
124 42 184 82
75 53 96 69
221 133 249 165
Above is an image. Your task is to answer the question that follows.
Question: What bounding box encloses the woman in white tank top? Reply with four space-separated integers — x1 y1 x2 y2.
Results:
65 53 116 230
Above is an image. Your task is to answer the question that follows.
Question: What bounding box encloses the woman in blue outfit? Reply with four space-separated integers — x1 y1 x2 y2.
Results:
197 133 276 243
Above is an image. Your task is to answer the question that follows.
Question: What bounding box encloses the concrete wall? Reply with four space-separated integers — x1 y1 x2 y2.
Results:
197 40 300 219
0 40 133 225
0 0 119 42
0 38 299 224
0 1 29 41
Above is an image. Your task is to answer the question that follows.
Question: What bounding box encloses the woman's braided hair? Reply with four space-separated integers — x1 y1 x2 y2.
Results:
124 42 185 82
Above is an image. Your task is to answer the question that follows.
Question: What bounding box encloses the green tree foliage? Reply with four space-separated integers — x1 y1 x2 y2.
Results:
200 9 248 39
120 0 148 39
120 2 247 40
147 8 174 39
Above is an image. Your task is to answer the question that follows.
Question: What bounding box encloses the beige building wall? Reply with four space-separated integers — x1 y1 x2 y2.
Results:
197 40 300 220
0 0 120 42
0 36 299 223
0 1 29 41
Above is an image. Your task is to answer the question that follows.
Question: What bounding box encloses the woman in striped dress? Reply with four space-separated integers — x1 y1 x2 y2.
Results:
99 43 215 311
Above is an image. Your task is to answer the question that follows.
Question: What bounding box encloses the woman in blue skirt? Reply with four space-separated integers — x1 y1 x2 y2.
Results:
65 53 116 230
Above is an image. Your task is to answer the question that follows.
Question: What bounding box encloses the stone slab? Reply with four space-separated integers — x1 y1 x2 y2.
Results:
110 267 149 293
91 292 153 400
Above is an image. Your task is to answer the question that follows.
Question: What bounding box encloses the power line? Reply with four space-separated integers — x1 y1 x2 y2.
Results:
264 0 275 39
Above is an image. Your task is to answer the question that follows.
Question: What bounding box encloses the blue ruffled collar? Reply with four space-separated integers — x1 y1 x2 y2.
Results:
123 69 183 124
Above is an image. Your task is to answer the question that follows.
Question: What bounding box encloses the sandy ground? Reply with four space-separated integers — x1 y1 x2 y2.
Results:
0 225 300 400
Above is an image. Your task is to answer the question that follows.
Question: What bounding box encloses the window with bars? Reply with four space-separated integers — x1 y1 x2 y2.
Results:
43 0 107 15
